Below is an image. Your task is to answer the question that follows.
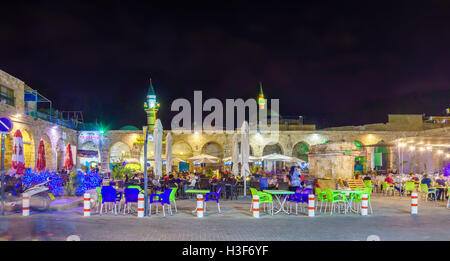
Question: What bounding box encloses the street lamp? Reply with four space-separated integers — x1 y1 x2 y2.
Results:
142 125 149 216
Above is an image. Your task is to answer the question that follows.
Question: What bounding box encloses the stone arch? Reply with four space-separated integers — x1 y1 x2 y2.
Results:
78 140 100 169
21 129 35 169
262 142 284 155
292 141 309 162
201 141 224 159
237 142 254 156
109 141 131 166
353 140 367 173
55 138 65 171
40 134 53 170
172 140 193 161
374 140 390 170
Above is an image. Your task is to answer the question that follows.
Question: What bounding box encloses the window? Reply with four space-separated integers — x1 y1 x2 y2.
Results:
0 85 14 106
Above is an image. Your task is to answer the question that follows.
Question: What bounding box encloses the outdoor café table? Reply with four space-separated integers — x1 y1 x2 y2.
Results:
331 189 364 214
185 190 210 213
263 190 295 215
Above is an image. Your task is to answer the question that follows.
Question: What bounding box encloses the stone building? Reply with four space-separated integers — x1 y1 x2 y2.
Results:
0 70 78 171
1 69 448 177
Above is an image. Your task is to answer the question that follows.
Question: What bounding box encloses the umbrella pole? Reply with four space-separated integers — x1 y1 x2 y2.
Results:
143 128 149 217
1 133 5 216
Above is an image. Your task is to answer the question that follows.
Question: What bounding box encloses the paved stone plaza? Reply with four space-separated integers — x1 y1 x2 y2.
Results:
0 195 448 241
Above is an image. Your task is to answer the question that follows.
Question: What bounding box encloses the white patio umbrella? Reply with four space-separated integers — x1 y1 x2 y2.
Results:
193 158 220 164
153 119 163 178
232 133 239 176
165 132 172 173
240 121 250 196
187 154 219 161
261 153 293 161
287 156 306 164
223 155 260 163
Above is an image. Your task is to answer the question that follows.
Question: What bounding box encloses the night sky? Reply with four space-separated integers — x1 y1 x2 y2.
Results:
1 1 449 130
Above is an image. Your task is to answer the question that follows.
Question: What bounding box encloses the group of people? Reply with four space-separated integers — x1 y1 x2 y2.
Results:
356 172 448 200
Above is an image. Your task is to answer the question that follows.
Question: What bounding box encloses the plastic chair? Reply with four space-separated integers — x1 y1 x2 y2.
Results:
258 178 268 190
127 185 143 193
205 187 222 214
353 187 373 214
363 180 373 189
122 188 140 215
419 184 434 201
325 188 346 215
169 187 178 212
149 188 173 217
382 182 395 196
249 187 273 215
403 182 416 196
96 186 102 213
288 187 312 215
315 187 327 212
100 186 122 215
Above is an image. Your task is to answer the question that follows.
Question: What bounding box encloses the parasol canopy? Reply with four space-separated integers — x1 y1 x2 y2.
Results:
64 143 74 171
232 133 239 175
153 119 163 178
11 130 25 175
187 154 219 162
165 132 172 173
240 121 250 196
36 139 46 171
261 153 293 161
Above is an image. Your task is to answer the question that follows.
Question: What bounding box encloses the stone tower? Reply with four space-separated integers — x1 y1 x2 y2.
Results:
257 82 266 110
144 78 160 131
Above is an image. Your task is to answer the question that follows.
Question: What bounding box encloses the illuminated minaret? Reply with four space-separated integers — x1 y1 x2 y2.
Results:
257 82 266 110
144 78 160 131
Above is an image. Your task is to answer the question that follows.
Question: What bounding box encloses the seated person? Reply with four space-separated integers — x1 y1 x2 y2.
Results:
363 175 372 181
151 176 162 191
435 174 447 200
268 175 279 189
420 174 432 188
410 173 420 184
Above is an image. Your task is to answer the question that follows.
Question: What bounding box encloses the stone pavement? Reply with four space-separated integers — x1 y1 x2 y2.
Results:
0 194 448 241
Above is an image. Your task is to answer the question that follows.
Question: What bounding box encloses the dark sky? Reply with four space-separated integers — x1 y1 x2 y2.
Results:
1 0 449 130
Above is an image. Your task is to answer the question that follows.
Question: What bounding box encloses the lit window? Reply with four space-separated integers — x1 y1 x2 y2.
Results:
0 85 14 106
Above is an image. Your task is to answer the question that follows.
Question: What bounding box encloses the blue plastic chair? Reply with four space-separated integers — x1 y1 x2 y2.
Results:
149 188 173 217
289 187 312 215
100 186 122 215
123 188 140 215
205 187 222 214
259 178 268 190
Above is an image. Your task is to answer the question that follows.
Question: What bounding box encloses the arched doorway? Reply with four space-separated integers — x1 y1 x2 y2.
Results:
237 142 254 156
201 142 224 159
78 141 100 170
353 140 367 173
262 142 283 155
22 130 35 169
109 142 131 165
292 142 309 162
40 134 53 170
374 140 390 170
172 141 193 161
55 138 65 171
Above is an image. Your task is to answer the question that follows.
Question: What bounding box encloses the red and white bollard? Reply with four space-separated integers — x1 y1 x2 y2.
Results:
22 193 30 216
411 192 418 215
252 195 260 218
308 194 315 217
361 194 368 216
137 194 144 218
83 193 91 217
197 194 204 218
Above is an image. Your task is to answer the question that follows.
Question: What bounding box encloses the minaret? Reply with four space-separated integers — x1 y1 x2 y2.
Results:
257 82 266 110
144 78 160 131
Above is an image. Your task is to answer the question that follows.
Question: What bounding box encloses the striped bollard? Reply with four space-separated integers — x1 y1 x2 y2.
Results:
411 192 418 215
308 194 315 217
253 195 260 218
361 194 368 216
137 194 144 218
22 193 30 216
83 193 91 216
197 194 204 218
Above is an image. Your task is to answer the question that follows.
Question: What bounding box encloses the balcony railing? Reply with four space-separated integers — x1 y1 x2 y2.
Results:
25 109 77 129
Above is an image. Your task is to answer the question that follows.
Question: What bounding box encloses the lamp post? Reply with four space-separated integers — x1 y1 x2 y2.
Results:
143 125 149 216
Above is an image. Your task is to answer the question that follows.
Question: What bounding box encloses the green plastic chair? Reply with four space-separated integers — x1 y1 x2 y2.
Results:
419 184 435 201
403 182 416 196
169 187 178 212
315 187 328 212
249 187 273 215
363 180 373 189
96 187 102 213
325 188 347 215
382 182 395 196
353 187 373 214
